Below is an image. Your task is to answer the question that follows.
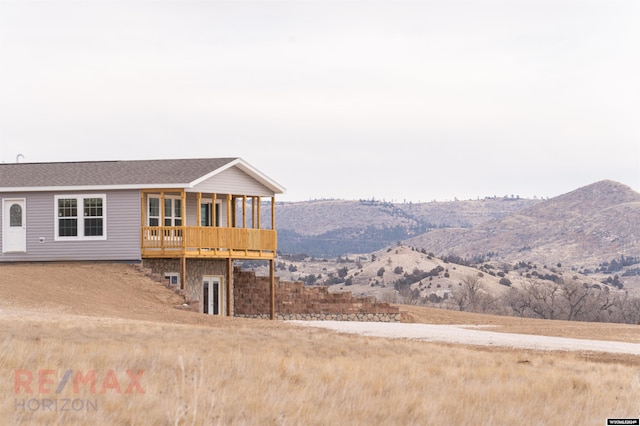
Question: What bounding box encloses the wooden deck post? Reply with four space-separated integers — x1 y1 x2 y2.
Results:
227 257 233 317
140 191 145 251
270 196 276 320
181 190 186 253
242 195 247 228
253 197 262 229
212 193 217 226
160 192 165 253
270 258 275 320
271 196 276 230
196 192 202 225
180 256 186 291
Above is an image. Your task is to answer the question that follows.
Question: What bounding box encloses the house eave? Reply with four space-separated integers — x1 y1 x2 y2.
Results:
0 157 286 195
0 184 188 193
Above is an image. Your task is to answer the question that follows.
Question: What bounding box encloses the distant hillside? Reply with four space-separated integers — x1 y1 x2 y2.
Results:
269 197 538 257
264 180 640 288
405 180 640 271
247 180 640 320
247 242 640 320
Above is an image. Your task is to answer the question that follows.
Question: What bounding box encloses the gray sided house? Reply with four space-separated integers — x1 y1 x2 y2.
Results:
0 158 285 317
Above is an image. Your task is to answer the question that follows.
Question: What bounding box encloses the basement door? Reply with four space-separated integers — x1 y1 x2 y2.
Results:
2 199 26 253
203 276 223 315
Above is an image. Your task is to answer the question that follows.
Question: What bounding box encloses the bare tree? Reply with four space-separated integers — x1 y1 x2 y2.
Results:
508 280 563 320
560 279 590 321
501 287 533 317
462 273 640 324
453 274 495 312
614 291 640 324
589 288 617 322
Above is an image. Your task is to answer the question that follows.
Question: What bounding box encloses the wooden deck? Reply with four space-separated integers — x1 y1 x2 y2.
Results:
141 226 277 259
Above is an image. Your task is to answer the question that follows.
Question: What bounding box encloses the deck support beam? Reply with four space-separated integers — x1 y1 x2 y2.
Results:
227 257 233 317
196 192 202 226
270 258 275 320
180 256 186 291
271 196 276 230
242 195 247 228
256 196 261 229
214 194 219 256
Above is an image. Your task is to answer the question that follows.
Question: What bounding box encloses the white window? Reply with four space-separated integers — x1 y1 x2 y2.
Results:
55 195 106 240
164 272 180 287
147 195 182 226
148 197 160 226
164 197 182 226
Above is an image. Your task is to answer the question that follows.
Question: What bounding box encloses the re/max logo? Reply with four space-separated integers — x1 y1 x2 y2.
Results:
14 369 145 394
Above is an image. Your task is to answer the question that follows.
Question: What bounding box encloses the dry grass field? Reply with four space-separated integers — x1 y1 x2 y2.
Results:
1 263 639 425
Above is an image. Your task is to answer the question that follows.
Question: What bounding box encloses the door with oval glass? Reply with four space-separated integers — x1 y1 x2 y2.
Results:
2 199 26 253
202 276 223 315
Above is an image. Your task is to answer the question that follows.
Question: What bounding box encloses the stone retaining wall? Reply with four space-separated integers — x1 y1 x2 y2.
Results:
237 313 403 322
233 267 403 322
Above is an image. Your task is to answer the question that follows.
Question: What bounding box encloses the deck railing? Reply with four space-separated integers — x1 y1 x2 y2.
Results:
142 226 277 258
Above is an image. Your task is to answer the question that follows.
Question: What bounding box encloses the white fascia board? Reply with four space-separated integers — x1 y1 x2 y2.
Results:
188 158 286 194
0 183 188 193
235 160 286 194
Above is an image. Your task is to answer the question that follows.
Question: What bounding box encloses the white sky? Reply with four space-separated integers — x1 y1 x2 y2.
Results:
1 0 638 202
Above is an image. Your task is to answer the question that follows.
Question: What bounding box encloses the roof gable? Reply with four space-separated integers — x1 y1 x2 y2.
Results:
191 166 273 197
0 158 285 194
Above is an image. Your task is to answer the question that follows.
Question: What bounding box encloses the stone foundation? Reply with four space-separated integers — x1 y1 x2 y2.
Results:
142 258 229 314
141 258 181 286
184 259 229 313
142 261 403 321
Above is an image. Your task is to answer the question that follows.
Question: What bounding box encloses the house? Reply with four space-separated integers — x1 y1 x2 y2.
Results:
0 158 285 318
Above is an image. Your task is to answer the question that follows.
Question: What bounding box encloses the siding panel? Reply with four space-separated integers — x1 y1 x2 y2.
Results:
191 168 274 197
0 190 141 262
186 193 198 227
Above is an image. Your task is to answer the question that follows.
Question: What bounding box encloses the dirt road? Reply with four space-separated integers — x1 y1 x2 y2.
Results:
291 320 640 355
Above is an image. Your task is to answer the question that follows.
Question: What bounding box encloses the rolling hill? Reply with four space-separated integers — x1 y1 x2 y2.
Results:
270 196 539 257
270 180 639 273
254 180 640 304
404 180 640 271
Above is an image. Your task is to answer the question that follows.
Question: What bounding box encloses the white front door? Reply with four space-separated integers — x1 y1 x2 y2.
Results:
203 276 223 315
3 199 26 253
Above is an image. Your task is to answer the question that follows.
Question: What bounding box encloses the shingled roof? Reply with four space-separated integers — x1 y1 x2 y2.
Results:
0 158 285 193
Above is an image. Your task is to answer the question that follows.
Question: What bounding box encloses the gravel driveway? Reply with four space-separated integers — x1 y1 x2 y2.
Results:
291 321 640 355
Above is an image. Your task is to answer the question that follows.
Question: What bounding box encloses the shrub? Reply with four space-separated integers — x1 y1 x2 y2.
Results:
499 278 512 287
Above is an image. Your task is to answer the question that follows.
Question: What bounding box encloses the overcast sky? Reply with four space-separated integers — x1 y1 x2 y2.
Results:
1 0 638 202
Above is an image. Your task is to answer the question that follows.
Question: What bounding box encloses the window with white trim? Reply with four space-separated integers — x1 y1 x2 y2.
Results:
55 195 106 240
164 197 182 226
148 197 160 226
164 272 180 287
147 195 182 226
